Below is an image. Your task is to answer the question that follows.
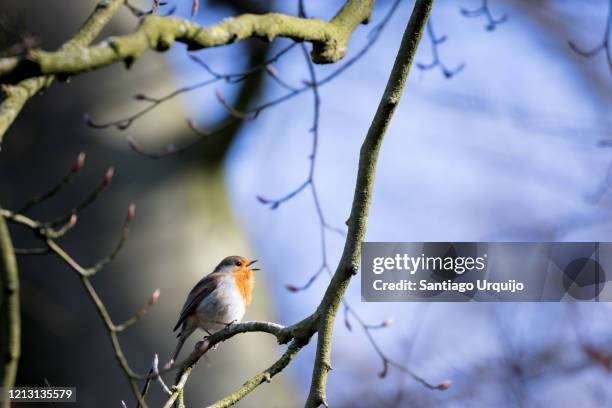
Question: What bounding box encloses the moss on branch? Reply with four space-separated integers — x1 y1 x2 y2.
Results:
0 0 373 145
1 0 373 84
161 320 303 408
0 78 52 148
206 340 304 408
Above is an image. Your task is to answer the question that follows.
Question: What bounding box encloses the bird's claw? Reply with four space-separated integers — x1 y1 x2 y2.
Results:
224 319 237 328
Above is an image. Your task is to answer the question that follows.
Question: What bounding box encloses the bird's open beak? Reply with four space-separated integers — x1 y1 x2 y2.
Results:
248 259 260 270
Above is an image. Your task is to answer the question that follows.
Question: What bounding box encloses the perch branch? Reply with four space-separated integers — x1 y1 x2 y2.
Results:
164 314 317 407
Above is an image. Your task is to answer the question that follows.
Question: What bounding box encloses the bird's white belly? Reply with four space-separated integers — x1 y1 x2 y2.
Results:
195 277 245 332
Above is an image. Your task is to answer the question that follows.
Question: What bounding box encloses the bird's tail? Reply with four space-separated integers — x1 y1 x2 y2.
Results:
165 325 194 369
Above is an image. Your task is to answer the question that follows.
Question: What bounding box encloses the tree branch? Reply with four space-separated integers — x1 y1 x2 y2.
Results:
305 1 434 406
0 0 125 145
0 210 19 401
0 0 374 85
163 317 316 407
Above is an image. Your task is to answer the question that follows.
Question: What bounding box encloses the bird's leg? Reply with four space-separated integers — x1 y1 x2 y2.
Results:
211 319 237 328
224 319 238 328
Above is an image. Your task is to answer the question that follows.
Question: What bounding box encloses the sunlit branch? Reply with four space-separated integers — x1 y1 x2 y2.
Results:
88 0 403 159
305 1 444 405
1 0 376 82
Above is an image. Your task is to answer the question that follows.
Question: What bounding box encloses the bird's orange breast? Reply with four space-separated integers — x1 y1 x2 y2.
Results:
231 267 254 305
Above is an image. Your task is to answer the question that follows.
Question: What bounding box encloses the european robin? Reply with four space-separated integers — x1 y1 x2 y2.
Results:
168 255 258 366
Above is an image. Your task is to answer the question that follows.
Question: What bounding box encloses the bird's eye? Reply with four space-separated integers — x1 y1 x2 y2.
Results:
235 261 241 266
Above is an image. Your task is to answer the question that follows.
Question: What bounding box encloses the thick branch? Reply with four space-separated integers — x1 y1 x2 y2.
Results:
305 1 434 407
0 0 125 145
183 320 286 358
0 0 373 85
205 339 304 408
0 209 20 399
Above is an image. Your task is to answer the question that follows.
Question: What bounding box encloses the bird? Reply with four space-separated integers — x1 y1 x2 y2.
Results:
168 255 259 366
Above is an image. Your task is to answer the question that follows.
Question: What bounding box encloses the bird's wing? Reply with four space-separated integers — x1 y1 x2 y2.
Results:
173 273 224 332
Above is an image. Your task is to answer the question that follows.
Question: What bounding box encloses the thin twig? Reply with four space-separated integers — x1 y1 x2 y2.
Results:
17 152 86 214
568 0 612 75
47 167 114 227
115 287 159 332
417 20 465 78
343 302 449 389
460 0 507 31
